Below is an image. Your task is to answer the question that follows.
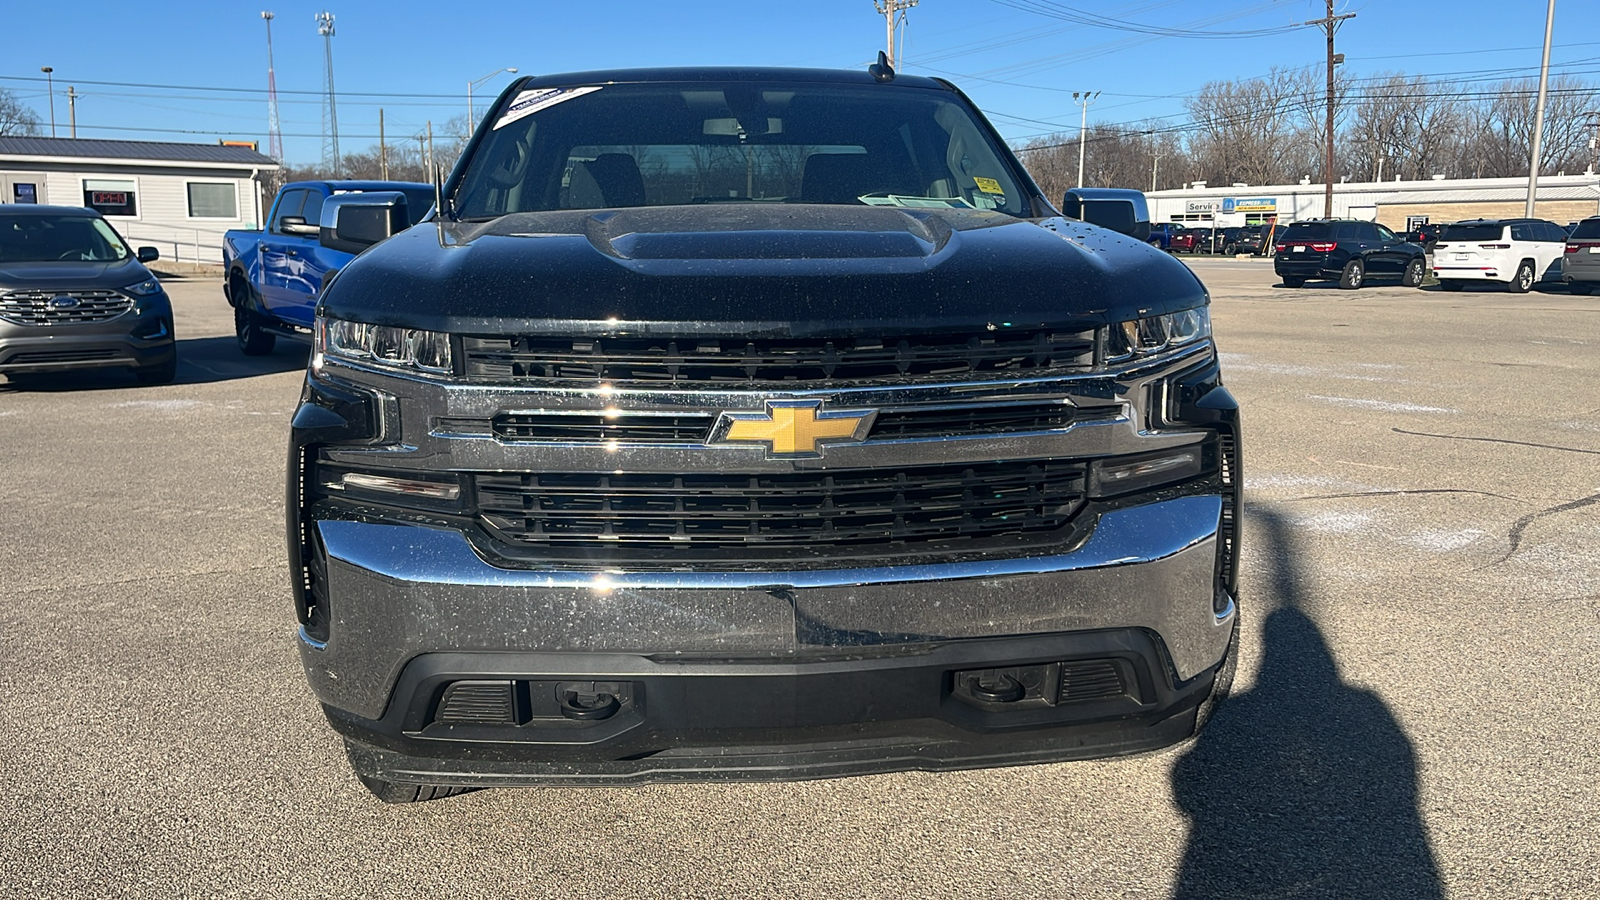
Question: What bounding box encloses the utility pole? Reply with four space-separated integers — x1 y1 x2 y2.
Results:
40 67 55 138
1526 0 1556 217
1306 2 1354 218
316 11 341 176
426 120 434 176
1073 91 1099 188
379 109 387 180
67 86 77 139
262 12 283 161
873 0 918 69
1586 111 1600 176
1151 144 1166 192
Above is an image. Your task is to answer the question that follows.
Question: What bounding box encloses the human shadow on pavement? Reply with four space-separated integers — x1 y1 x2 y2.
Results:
1170 507 1442 900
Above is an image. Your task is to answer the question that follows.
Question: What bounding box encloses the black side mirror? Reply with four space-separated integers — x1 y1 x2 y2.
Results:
318 192 410 254
1061 188 1151 241
279 215 320 237
136 246 159 263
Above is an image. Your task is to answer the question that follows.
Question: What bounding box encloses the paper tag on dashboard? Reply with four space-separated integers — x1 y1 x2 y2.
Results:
973 177 1003 195
495 86 602 130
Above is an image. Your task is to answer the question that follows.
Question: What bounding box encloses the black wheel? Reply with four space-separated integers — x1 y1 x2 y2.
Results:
1223 243 1238 256
1281 276 1305 288
1440 280 1464 292
234 303 276 356
1570 283 1594 296
1508 261 1535 293
134 355 177 385
355 774 475 804
1148 239 1163 250
1402 257 1426 288
1338 258 1365 290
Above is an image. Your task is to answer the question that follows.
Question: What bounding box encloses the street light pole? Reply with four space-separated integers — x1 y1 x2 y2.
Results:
1526 0 1557 217
1074 91 1099 188
40 67 56 137
468 67 519 130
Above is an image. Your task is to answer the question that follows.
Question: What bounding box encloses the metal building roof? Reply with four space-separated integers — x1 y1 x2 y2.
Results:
0 136 278 167
1368 185 1600 204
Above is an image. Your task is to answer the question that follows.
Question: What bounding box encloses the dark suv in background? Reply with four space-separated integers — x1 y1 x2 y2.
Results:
1273 219 1427 289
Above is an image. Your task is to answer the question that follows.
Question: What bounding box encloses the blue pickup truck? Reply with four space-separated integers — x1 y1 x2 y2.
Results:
223 180 432 355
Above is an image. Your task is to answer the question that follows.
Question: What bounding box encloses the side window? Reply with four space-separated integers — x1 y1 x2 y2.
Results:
1375 224 1399 242
1357 222 1381 241
299 190 327 228
1542 222 1566 242
1334 222 1359 240
270 190 306 234
1510 223 1531 242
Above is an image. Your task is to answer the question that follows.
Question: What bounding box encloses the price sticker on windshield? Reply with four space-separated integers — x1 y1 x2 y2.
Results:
973 177 1003 195
495 86 603 130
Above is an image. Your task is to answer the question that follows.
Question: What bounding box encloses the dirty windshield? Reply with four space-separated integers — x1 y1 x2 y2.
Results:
453 81 1027 217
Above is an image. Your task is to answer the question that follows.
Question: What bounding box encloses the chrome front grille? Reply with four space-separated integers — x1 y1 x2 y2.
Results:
481 401 1123 445
475 460 1088 551
0 290 132 325
461 328 1098 385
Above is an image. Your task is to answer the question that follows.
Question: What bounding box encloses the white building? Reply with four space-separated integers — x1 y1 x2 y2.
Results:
1148 174 1600 232
0 136 280 265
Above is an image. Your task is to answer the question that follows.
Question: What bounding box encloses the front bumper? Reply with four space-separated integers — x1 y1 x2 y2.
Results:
292 339 1240 783
0 304 174 373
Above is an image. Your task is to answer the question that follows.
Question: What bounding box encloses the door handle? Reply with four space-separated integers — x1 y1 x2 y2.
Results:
285 249 299 257
257 242 266 251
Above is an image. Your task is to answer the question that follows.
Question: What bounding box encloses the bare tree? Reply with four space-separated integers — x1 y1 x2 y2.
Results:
1185 68 1319 186
1347 74 1466 181
1465 76 1599 177
0 89 42 137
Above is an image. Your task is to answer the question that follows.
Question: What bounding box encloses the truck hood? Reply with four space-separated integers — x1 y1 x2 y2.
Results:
320 205 1207 336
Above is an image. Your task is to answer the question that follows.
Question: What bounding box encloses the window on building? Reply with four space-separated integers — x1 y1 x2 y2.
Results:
83 179 137 217
187 182 238 218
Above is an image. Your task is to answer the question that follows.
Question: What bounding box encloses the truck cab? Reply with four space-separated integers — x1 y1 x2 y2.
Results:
223 180 432 354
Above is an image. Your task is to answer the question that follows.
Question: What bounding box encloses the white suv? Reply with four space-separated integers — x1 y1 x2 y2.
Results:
1432 218 1568 293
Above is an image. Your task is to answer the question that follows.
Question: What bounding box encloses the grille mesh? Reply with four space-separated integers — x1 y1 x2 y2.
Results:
463 329 1098 385
476 460 1087 551
0 290 132 325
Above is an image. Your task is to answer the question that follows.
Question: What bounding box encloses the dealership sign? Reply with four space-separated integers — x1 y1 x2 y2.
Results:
1222 197 1277 213
1186 201 1219 214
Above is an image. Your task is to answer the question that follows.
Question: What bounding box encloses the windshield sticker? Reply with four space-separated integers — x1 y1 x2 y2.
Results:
973 177 1004 195
494 86 603 130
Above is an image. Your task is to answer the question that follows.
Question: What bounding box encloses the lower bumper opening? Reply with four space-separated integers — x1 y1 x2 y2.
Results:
328 629 1221 786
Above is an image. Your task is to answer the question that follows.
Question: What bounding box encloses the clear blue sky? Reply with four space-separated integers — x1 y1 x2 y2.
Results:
1 0 1592 166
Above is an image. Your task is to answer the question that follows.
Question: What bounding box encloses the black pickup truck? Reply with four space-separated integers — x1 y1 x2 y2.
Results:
288 62 1242 801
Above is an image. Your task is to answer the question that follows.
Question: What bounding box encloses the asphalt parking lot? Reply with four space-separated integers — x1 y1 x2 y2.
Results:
2 260 1597 898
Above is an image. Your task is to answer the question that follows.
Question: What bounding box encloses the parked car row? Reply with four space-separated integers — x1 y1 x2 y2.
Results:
1268 215 1600 293
1151 224 1282 256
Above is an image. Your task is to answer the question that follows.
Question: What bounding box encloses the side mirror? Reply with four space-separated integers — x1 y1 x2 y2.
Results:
136 246 159 263
279 215 320 237
318 192 410 254
1061 188 1151 241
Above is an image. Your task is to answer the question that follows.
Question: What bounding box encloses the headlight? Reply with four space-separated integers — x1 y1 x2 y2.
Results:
123 278 163 297
317 317 453 375
1105 306 1211 362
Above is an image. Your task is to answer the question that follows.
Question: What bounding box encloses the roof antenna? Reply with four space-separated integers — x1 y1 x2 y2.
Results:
869 50 896 83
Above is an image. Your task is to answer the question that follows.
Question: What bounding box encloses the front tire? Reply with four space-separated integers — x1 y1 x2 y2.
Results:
1402 257 1426 288
1338 258 1365 290
1509 261 1535 293
235 304 276 356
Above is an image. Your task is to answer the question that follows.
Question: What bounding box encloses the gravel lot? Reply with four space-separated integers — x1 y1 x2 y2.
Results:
1 260 1596 898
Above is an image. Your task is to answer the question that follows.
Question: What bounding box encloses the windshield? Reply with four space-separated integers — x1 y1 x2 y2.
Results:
1440 223 1504 242
454 81 1028 218
0 214 130 264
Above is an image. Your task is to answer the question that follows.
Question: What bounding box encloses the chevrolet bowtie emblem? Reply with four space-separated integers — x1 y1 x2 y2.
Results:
711 401 877 458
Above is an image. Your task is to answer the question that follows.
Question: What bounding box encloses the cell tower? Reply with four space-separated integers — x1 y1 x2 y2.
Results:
316 10 341 175
261 12 283 160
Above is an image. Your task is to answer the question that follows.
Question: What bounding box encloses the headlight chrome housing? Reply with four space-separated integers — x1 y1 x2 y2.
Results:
316 317 452 376
1105 306 1211 363
122 278 163 297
